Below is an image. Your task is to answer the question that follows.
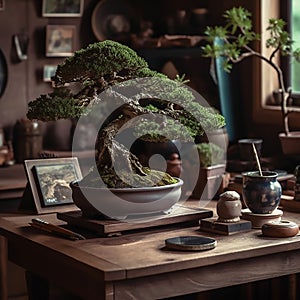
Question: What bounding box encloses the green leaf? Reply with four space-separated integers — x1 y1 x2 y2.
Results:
223 60 233 73
293 49 300 62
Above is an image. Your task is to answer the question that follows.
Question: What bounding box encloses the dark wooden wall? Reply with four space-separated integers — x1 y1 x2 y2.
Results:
0 0 282 156
0 0 98 130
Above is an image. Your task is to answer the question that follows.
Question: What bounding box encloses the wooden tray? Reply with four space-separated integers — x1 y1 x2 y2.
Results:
57 203 213 237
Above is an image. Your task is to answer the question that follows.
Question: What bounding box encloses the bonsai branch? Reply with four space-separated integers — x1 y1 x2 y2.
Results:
203 7 300 136
27 40 225 188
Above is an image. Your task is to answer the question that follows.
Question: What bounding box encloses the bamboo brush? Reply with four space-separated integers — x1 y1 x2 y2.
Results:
252 143 263 176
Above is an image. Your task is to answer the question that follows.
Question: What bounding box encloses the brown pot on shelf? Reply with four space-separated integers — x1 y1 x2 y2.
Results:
131 139 180 167
191 164 226 200
196 127 228 152
238 138 263 161
278 131 300 156
13 119 43 163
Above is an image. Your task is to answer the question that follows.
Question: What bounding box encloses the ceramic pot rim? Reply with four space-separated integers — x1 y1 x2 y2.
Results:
242 171 278 178
278 131 300 139
71 177 183 193
238 138 263 144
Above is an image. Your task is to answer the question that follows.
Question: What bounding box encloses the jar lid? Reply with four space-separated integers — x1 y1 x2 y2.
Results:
219 191 240 201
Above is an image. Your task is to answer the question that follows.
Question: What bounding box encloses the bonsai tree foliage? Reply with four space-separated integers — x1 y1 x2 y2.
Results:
202 6 300 136
27 40 225 188
196 143 225 168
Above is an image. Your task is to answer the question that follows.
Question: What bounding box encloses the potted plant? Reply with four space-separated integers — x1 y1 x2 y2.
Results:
188 142 226 200
27 40 225 218
202 6 300 155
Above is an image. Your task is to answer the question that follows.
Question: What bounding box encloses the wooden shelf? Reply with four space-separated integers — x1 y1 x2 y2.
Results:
0 164 27 200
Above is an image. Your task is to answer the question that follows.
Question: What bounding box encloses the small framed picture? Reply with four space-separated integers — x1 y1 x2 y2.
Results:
46 25 76 57
43 65 57 82
42 0 83 17
0 0 5 11
24 158 82 214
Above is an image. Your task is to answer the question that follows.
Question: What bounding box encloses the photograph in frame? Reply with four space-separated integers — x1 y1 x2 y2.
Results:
33 163 78 207
24 157 82 214
42 0 83 17
46 25 76 57
43 65 57 82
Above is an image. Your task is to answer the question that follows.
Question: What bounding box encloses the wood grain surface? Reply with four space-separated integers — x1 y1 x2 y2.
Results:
1 200 300 299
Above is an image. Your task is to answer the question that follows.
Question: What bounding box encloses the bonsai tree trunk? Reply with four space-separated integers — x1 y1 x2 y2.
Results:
96 115 147 176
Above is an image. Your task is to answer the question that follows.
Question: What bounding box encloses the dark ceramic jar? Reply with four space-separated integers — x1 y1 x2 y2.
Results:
238 138 262 161
13 119 43 163
242 171 282 214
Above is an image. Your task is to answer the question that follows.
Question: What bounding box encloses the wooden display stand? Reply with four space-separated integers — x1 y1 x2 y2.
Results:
57 204 213 237
241 208 283 229
200 217 252 235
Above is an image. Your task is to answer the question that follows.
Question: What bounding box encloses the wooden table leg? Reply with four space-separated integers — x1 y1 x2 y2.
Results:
288 274 297 300
26 271 49 300
0 235 7 300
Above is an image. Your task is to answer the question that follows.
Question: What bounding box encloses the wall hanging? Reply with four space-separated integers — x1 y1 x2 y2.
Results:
42 0 83 17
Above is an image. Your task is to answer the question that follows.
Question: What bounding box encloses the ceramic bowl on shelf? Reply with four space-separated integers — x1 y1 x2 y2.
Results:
91 0 138 43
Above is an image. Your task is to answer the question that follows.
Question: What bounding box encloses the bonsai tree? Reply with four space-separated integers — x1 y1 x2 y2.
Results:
27 40 225 188
202 6 300 136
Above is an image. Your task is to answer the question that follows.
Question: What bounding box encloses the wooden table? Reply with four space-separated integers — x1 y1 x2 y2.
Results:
1 202 300 300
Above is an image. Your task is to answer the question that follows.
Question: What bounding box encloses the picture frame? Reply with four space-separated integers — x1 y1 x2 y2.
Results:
42 0 83 17
0 0 5 11
43 64 57 82
24 157 82 214
46 25 76 57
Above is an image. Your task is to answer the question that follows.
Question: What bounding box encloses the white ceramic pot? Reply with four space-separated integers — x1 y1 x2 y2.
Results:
70 178 183 220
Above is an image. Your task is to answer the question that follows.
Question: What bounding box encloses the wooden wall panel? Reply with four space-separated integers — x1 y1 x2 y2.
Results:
0 0 98 135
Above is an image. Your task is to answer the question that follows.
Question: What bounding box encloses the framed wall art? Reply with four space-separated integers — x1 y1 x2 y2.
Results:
23 157 82 214
46 25 76 57
42 0 84 17
43 64 57 82
0 0 5 11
